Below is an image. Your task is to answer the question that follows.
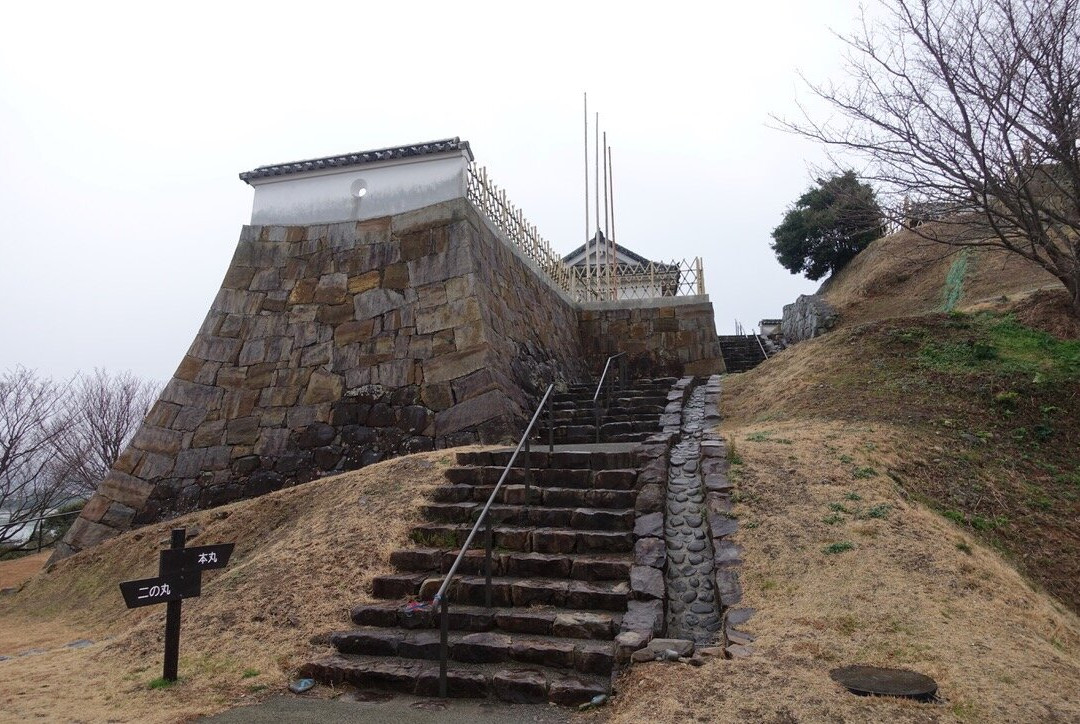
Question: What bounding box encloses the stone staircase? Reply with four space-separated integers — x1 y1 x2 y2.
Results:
300 380 671 705
717 335 767 373
537 378 674 445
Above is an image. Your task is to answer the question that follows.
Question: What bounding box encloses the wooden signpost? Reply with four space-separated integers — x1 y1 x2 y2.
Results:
119 528 234 681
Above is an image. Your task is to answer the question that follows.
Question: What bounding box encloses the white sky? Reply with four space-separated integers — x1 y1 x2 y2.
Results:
0 0 862 382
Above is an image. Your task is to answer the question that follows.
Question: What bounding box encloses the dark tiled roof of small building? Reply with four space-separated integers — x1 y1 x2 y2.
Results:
563 231 653 266
239 137 471 183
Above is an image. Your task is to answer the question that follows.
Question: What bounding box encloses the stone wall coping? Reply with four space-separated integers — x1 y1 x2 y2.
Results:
577 295 713 312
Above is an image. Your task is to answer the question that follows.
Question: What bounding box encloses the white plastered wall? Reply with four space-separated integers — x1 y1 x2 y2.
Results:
248 152 470 226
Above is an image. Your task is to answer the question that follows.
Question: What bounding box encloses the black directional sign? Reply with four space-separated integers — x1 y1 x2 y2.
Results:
119 528 234 681
183 544 234 570
119 576 184 608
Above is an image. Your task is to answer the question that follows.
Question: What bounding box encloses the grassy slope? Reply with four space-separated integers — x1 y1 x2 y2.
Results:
0 449 458 723
821 225 1062 328
608 228 1080 722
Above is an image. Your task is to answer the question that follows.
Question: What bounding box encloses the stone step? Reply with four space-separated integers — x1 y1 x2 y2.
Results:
370 571 630 611
545 429 653 444
410 523 634 554
420 502 634 530
350 602 622 640
431 483 636 509
301 652 609 704
328 628 616 677
445 465 638 490
388 547 632 581
455 449 640 470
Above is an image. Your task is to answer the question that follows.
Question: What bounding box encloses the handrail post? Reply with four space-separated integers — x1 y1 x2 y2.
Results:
523 436 532 503
547 390 554 457
439 595 449 697
595 399 601 444
484 518 493 609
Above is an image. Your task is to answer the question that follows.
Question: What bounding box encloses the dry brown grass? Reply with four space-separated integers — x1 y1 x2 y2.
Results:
0 448 462 723
823 225 1062 328
605 419 1080 723
0 551 49 589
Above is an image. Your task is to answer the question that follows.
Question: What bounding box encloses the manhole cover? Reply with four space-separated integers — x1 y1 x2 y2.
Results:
830 665 938 701
410 700 448 711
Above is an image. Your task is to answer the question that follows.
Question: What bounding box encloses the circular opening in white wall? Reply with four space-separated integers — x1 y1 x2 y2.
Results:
350 179 368 199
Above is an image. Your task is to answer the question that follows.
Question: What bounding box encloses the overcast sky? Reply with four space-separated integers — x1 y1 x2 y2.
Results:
1 0 863 382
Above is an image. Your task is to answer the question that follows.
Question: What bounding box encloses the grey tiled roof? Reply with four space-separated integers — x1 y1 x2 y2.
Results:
563 231 653 266
239 137 471 183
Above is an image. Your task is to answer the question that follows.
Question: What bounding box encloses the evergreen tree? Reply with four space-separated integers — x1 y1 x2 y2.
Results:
771 171 885 281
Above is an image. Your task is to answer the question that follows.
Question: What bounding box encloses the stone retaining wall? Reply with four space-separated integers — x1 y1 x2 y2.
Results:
579 298 725 378
58 199 721 559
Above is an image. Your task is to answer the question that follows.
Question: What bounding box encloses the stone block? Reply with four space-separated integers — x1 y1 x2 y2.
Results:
434 389 512 437
303 370 344 405
630 565 665 601
288 278 317 304
382 262 410 290
354 288 404 321
222 265 256 290
552 612 612 639
621 599 664 635
97 471 154 509
633 512 664 538
635 483 664 513
615 630 650 664
316 303 353 326
334 319 375 346
493 669 547 704
408 242 474 286
192 420 226 447
646 638 694 657
547 675 607 707
100 502 136 529
226 416 260 445
422 347 489 385
347 270 381 294
132 426 184 456
255 428 291 456
213 288 264 315
160 378 223 410
64 517 118 550
134 452 175 479
312 272 348 304
78 494 111 523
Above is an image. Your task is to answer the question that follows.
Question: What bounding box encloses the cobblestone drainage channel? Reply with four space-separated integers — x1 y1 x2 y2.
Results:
663 381 722 644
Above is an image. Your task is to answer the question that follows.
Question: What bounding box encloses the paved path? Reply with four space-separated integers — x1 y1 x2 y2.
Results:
200 692 574 723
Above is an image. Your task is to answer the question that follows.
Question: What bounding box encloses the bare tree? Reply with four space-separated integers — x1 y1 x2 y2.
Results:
0 367 72 549
780 0 1080 315
55 369 158 498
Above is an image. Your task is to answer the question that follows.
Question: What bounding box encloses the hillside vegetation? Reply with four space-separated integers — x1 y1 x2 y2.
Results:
607 232 1080 722
821 224 1064 328
0 450 455 722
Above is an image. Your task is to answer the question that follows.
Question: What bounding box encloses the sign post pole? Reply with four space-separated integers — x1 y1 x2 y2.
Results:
163 528 185 682
119 530 233 682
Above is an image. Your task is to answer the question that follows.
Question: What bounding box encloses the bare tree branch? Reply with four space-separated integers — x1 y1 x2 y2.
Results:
775 0 1080 314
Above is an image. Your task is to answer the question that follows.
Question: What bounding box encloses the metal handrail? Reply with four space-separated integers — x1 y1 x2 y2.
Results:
753 333 769 360
431 383 555 697
592 352 627 403
593 353 627 443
